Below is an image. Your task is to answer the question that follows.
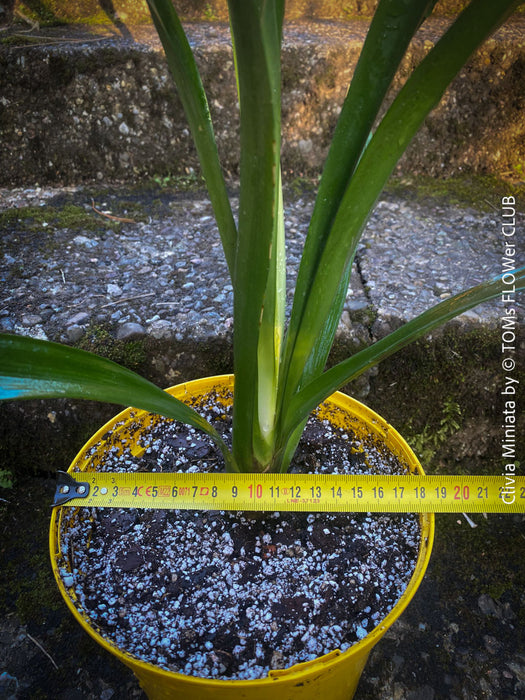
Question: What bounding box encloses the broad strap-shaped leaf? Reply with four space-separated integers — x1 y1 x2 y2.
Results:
146 0 237 278
280 266 525 443
0 334 237 471
254 164 286 467
278 0 520 419
228 0 285 471
279 0 438 410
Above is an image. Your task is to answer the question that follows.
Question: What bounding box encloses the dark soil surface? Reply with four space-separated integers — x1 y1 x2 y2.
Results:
58 395 421 681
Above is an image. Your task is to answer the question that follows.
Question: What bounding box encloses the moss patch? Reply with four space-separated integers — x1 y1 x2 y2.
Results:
150 171 206 191
77 324 147 372
0 192 156 259
385 173 524 212
282 173 524 212
0 202 116 236
405 398 463 466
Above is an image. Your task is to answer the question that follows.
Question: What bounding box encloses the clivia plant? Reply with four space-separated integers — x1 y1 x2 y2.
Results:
2 1 525 696
1 0 524 475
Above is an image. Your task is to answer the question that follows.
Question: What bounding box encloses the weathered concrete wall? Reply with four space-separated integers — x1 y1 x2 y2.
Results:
9 0 480 26
1 17 524 186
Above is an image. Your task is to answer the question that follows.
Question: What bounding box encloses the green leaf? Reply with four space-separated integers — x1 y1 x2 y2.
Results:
254 165 286 466
146 0 237 278
282 267 525 441
0 334 237 471
279 0 520 414
228 0 285 471
279 0 437 409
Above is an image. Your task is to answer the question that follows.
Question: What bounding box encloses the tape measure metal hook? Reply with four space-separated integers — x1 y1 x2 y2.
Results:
54 471 90 507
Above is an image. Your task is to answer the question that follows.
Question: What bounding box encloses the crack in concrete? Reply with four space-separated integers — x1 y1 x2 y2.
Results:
353 248 375 343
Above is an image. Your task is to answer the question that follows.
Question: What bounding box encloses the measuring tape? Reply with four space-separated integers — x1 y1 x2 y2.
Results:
53 471 525 513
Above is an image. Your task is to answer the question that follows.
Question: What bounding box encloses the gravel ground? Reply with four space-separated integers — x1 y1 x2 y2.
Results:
1 184 522 348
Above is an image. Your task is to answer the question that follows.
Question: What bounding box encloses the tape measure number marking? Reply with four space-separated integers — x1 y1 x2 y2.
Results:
53 472 525 513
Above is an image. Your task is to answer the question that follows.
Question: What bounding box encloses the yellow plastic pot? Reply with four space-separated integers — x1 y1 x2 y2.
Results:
50 375 434 700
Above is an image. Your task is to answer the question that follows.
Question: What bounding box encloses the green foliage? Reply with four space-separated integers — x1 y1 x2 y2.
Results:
0 203 118 235
407 399 463 466
1 0 524 474
151 171 205 190
0 334 236 471
510 162 524 184
0 469 13 489
203 3 219 21
78 325 147 372
386 174 525 211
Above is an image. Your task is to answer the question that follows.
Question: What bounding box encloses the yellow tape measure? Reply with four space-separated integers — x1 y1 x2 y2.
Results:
53 471 525 513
